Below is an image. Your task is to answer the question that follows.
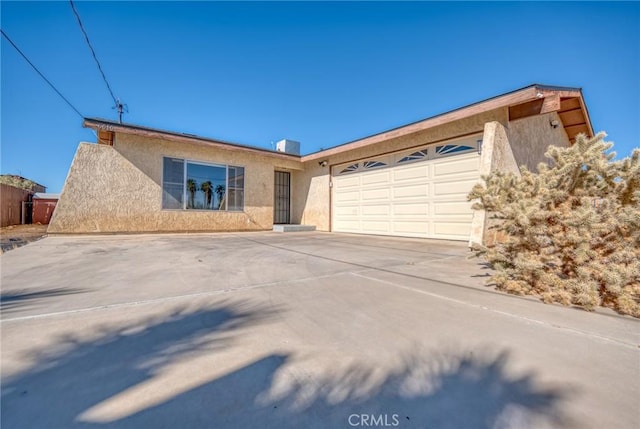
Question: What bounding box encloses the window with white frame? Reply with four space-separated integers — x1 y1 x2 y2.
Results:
162 157 244 211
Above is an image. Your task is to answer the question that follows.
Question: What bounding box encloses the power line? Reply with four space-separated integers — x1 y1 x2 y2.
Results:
0 29 84 119
69 0 117 104
69 0 127 123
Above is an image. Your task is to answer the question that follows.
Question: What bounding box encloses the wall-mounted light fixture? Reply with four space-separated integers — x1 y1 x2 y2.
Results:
550 119 560 129
319 160 328 167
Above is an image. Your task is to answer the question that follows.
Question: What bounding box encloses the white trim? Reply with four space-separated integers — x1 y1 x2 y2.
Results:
183 158 187 209
185 159 226 168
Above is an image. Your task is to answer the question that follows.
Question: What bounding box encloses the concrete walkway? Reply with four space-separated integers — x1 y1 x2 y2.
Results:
1 232 638 428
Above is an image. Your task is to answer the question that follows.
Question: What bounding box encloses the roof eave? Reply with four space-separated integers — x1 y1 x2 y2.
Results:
536 87 595 141
83 118 302 162
302 84 593 161
301 86 540 162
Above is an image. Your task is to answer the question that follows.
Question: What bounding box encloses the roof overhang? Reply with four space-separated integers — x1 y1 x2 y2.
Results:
507 86 594 144
33 193 60 200
84 84 594 164
302 84 594 162
83 118 302 162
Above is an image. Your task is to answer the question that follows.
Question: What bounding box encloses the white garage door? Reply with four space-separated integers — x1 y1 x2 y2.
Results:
332 137 481 241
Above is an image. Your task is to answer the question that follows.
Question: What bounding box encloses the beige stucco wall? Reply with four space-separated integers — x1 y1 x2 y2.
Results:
468 121 520 246
506 111 571 172
49 134 301 233
295 107 509 231
293 163 329 227
49 106 563 238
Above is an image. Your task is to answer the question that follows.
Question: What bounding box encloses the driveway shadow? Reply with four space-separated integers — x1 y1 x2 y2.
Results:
106 347 573 429
3 308 574 429
1 300 281 428
0 287 87 312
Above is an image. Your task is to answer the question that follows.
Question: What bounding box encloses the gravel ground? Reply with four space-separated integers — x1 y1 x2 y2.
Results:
0 224 48 253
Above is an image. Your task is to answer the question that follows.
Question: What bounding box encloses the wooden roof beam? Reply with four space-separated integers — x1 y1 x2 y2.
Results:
97 130 114 146
509 93 561 121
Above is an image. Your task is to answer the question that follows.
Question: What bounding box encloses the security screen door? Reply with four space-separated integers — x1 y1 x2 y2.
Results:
273 171 291 224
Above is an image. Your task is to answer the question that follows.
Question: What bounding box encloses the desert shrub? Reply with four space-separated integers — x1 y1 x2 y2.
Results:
469 133 640 317
0 175 37 191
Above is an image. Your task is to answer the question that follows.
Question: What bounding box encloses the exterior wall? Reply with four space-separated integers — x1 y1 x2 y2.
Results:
33 199 58 225
506 111 571 172
295 107 508 231
1 184 32 227
50 105 568 238
468 121 520 246
49 135 301 233
470 113 569 245
293 163 329 227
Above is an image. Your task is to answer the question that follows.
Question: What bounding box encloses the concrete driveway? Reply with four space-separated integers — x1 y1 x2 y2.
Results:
1 232 638 428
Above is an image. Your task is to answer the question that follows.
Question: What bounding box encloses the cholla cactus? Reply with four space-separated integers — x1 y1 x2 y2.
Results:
469 133 640 317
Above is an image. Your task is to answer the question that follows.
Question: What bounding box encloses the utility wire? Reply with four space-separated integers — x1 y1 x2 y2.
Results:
69 0 118 105
1 29 84 119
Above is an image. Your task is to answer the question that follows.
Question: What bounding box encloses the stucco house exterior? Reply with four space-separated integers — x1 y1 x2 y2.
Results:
48 84 593 245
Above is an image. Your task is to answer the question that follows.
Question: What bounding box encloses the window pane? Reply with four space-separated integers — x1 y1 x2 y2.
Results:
186 162 226 210
228 166 244 188
162 157 184 209
228 166 244 211
227 189 244 211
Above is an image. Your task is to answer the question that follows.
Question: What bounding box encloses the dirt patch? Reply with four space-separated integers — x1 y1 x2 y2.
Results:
1 224 48 253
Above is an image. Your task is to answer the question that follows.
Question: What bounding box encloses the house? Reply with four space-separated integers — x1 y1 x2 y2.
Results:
32 193 60 225
48 84 593 245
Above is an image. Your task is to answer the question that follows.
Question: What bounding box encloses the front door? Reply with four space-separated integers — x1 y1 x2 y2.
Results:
274 171 291 224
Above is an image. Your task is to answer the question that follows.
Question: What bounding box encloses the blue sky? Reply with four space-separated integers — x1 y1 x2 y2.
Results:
1 1 638 192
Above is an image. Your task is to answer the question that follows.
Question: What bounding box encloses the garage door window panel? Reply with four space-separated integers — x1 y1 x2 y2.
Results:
363 160 387 169
339 163 360 175
434 144 476 158
398 150 428 164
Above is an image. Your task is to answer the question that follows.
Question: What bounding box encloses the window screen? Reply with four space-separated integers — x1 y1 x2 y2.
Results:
162 157 184 209
227 166 245 211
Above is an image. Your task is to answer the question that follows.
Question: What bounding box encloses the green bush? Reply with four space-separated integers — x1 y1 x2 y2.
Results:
469 133 640 317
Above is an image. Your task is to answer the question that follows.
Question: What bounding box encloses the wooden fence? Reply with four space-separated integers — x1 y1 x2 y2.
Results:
1 184 32 227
